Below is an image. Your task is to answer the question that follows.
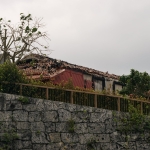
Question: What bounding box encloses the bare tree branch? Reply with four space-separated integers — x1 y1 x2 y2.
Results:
0 13 50 63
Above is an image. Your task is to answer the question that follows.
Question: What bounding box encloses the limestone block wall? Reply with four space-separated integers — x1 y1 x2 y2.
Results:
0 93 149 150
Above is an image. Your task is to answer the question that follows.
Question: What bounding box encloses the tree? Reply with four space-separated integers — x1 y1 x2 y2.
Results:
119 69 150 97
0 13 50 63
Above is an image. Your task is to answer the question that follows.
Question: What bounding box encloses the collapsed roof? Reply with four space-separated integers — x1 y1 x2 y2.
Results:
17 53 120 81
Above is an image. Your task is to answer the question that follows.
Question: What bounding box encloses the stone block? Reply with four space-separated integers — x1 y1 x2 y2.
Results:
58 109 71 122
31 122 45 131
88 123 105 133
45 122 56 132
75 123 88 133
43 111 58 122
35 99 44 111
110 132 126 143
76 105 93 112
105 119 114 133
56 122 67 132
65 103 77 112
0 111 12 121
17 122 30 130
32 132 49 144
95 143 111 150
0 122 8 132
136 141 150 150
23 104 37 111
15 140 32 149
18 130 32 141
49 133 61 142
13 110 28 121
33 144 46 150
29 111 42 122
44 100 58 111
5 93 16 101
62 143 86 150
78 133 93 144
61 133 79 143
72 111 89 123
47 143 63 150
94 134 110 142
90 111 112 123
6 101 22 110
116 142 137 150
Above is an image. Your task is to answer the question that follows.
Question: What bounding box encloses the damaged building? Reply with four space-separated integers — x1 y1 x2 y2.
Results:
17 53 123 93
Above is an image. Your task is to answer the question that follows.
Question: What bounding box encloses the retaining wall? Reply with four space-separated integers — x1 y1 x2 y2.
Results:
0 93 149 150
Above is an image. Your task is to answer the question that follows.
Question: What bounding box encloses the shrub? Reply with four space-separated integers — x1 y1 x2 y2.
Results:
0 62 27 93
0 62 26 83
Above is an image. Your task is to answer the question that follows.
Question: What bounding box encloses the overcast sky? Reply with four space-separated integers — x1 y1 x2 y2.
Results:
1 0 150 75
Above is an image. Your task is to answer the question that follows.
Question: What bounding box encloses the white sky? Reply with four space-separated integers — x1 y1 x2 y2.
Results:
1 0 150 75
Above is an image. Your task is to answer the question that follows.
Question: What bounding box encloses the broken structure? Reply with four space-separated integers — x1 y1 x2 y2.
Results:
17 54 123 93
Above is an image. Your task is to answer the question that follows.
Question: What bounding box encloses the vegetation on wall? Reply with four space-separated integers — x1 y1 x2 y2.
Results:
113 101 150 135
67 118 75 133
112 101 150 149
0 123 19 150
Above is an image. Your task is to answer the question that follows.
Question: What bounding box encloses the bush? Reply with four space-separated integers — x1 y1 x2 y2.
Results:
0 62 26 83
0 62 27 93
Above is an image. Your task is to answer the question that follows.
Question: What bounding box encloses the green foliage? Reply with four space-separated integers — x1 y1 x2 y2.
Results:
0 62 26 83
0 62 27 93
32 27 37 33
0 129 19 150
2 132 19 144
18 96 29 104
87 138 96 150
63 78 74 89
36 130 41 136
67 118 75 133
119 69 150 97
114 102 150 134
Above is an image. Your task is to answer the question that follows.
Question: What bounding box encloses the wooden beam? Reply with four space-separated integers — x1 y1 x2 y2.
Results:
46 88 48 100
70 91 73 104
20 84 22 95
141 102 143 114
94 94 97 108
118 97 120 111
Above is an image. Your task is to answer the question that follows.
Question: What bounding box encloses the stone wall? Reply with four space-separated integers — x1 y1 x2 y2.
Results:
0 93 149 150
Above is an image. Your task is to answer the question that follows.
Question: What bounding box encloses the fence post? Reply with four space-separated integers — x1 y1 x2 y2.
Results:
140 102 143 114
46 88 49 100
117 97 120 111
20 84 22 95
70 91 73 104
94 94 97 108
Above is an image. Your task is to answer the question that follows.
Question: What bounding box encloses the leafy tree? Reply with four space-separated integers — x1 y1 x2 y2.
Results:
119 69 150 97
0 13 50 63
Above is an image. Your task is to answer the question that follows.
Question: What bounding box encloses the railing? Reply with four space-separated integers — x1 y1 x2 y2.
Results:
1 82 150 115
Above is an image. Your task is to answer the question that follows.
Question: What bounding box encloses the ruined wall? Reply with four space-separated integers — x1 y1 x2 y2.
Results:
0 93 149 150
